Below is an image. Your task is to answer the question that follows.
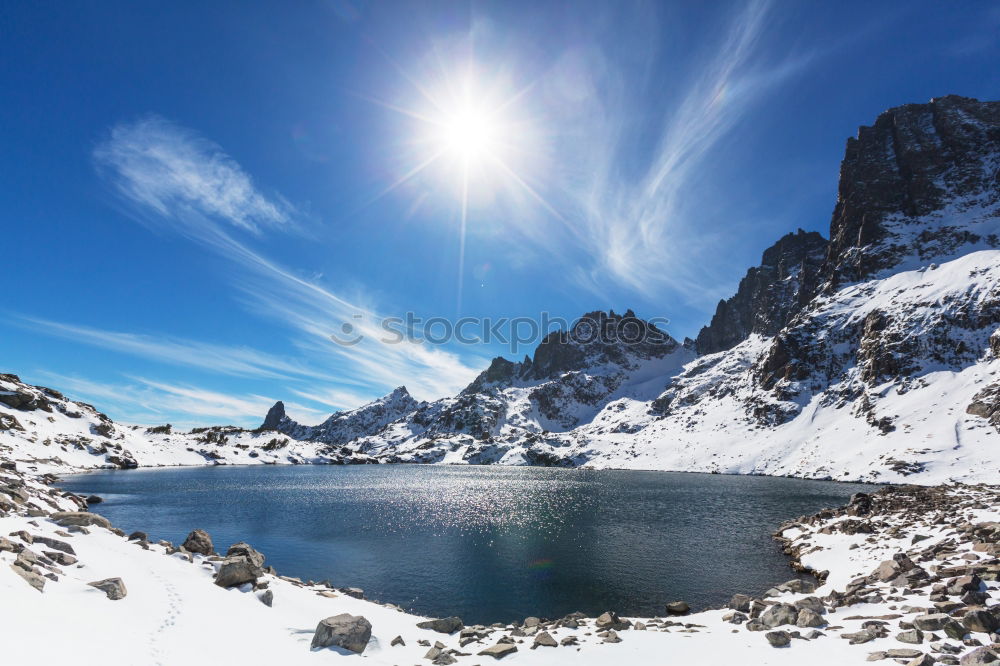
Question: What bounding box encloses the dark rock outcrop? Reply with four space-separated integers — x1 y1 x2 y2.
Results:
824 95 1000 286
696 229 828 355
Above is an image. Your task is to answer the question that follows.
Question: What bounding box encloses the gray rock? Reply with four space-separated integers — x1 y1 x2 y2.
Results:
257 590 273 607
417 617 464 633
887 649 925 659
765 630 790 647
478 643 518 659
796 608 825 628
9 563 44 591
181 529 213 556
226 542 265 568
897 629 924 644
390 635 405 646
960 647 999 665
913 614 952 631
128 531 147 541
729 593 752 612
214 555 263 588
595 611 631 630
666 600 690 615
43 550 77 566
310 613 372 653
761 603 798 628
533 631 557 648
794 596 826 615
31 535 75 555
50 511 111 529
942 619 967 640
964 610 998 634
342 587 364 599
905 655 936 666
88 577 127 600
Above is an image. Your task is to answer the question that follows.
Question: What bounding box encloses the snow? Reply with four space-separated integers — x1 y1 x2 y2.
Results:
4 479 997 665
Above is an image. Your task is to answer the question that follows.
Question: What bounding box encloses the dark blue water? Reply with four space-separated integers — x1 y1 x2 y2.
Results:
59 465 867 624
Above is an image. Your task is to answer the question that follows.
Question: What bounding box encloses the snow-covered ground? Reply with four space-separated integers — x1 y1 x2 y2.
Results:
4 460 999 665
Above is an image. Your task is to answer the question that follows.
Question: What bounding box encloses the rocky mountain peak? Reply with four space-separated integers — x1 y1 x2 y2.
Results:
260 401 286 431
695 229 828 355
462 309 679 394
825 95 1000 285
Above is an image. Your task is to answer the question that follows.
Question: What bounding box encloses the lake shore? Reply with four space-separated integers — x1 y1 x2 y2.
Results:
3 456 1000 664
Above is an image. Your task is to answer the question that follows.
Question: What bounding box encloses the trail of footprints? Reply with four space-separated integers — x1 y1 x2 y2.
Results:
148 571 182 666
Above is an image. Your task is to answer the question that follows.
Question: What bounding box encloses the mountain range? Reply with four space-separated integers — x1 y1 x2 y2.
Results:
2 95 998 484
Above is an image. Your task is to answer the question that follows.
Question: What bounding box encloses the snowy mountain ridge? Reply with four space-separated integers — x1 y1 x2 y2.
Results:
1 95 998 484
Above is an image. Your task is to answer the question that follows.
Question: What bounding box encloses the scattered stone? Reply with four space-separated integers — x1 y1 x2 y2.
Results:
181 529 213 556
43 550 76 566
226 542 264 568
898 629 925 644
766 630 790 647
761 603 798 628
478 643 518 659
666 601 690 615
964 610 998 634
31 535 74 555
960 647 998 665
257 590 273 607
417 617 464 634
50 511 111 529
797 608 825 628
342 587 364 599
532 631 557 648
214 555 263 588
390 635 405 647
88 577 127 600
310 614 371 653
595 611 631 631
914 614 952 632
9 563 44 591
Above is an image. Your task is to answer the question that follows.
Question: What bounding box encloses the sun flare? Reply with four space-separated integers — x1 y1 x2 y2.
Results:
439 106 498 164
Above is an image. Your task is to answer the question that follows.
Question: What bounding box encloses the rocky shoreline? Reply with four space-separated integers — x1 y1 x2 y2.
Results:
3 457 1000 664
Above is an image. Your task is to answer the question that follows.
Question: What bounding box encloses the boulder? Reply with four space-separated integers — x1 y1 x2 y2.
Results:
905 655 936 666
50 511 111 529
729 593 752 612
310 613 372 653
258 590 273 607
961 647 999 665
478 643 518 659
416 617 464 634
765 630 790 647
128 531 147 542
896 628 924 644
9 563 44 591
666 600 690 615
796 608 825 628
226 542 265 568
181 529 213 556
964 610 998 634
343 587 364 599
214 555 263 588
533 631 557 648
761 603 798 628
595 611 631 631
88 577 127 600
29 535 74 555
913 613 951 631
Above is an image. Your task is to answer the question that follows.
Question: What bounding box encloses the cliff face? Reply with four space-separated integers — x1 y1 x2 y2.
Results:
695 230 828 355
824 95 1000 285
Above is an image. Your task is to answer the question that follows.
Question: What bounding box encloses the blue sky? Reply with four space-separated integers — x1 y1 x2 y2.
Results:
2 1 998 427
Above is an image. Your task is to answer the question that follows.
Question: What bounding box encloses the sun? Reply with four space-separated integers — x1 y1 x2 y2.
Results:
439 105 498 164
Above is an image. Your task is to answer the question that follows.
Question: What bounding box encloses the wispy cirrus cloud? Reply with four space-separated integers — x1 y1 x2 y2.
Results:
536 0 812 302
93 115 293 234
12 315 329 382
33 371 328 429
86 115 484 412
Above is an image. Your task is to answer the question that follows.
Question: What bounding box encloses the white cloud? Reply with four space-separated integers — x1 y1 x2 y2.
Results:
94 115 292 234
89 115 486 410
32 372 328 429
536 0 812 303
